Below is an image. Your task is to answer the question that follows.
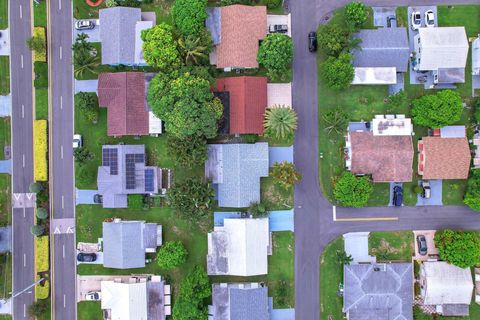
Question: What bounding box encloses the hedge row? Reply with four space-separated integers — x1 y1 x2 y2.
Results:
34 235 49 273
34 120 47 181
35 275 49 300
33 27 46 62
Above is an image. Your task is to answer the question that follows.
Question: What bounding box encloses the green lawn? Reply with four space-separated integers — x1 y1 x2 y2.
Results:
319 237 344 320
0 117 10 161
438 5 480 37
261 177 294 210
0 253 11 299
367 183 390 206
78 301 103 320
369 231 413 262
443 180 468 205
34 62 48 89
0 0 7 30
0 175 11 227
0 56 10 95
33 0 47 27
35 89 48 120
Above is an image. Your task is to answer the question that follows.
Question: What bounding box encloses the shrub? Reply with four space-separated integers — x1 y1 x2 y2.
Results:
28 27 47 62
333 172 373 207
33 120 48 181
411 90 463 128
35 276 49 300
157 241 188 269
29 182 43 193
257 34 293 81
317 23 349 56
263 0 282 9
36 208 48 220
344 2 367 30
413 185 423 195
73 147 95 166
321 53 354 90
270 161 302 188
34 62 48 88
128 194 144 209
74 92 98 123
474 97 480 123
28 300 49 317
167 177 214 220
434 229 480 268
35 236 49 272
167 135 208 168
464 169 480 211
172 0 208 37
31 225 45 237
241 134 259 144
248 202 269 218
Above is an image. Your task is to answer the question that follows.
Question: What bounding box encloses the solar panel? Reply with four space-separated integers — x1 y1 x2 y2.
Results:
144 169 155 192
102 148 118 175
125 154 136 189
134 153 145 163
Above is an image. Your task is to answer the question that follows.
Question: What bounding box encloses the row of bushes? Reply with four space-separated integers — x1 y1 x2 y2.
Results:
32 27 46 62
33 120 47 181
35 275 49 300
34 236 50 299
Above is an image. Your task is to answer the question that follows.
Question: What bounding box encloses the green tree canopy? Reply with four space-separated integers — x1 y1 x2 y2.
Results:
270 161 302 188
344 1 367 29
434 229 480 268
75 92 98 123
157 241 188 269
147 71 222 138
73 147 95 166
257 34 293 81
36 208 49 220
141 23 181 70
173 266 211 320
411 90 463 128
263 106 298 139
178 31 212 66
321 53 354 90
333 172 373 207
31 225 45 237
72 33 100 78
167 135 208 168
172 0 208 36
317 23 349 56
167 177 214 220
29 182 43 193
464 169 480 211
26 34 46 54
248 202 269 218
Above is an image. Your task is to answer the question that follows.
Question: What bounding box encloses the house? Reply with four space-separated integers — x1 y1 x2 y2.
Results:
418 126 471 180
99 7 155 65
420 261 473 317
97 145 160 208
102 219 162 269
209 283 270 320
207 218 270 276
215 77 267 135
413 27 469 84
205 142 269 208
343 263 413 320
351 28 410 85
345 115 414 182
97 72 162 137
206 5 267 70
101 275 170 320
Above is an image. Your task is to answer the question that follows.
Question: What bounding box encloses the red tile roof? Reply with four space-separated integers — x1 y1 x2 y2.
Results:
97 72 149 136
216 5 267 69
216 76 267 135
420 137 471 179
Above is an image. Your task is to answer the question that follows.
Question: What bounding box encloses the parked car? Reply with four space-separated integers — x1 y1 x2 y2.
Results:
417 235 428 255
93 194 103 204
411 11 421 30
308 31 317 52
75 20 95 31
269 24 288 33
387 15 397 28
392 186 403 207
424 10 435 27
73 134 83 149
85 291 101 301
417 75 428 83
421 181 431 199
77 252 97 262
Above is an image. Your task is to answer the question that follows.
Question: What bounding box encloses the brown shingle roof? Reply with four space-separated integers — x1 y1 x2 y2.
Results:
216 76 267 135
421 137 471 179
216 5 267 69
350 131 414 182
97 72 149 136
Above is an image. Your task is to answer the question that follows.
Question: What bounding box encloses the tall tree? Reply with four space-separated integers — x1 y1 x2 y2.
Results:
317 23 349 56
178 34 210 65
344 1 367 30
321 53 354 90
270 161 302 188
167 135 208 168
464 169 480 211
412 90 463 128
172 0 208 37
257 34 293 81
141 23 181 70
156 241 188 269
323 107 349 135
333 172 373 207
264 106 298 139
434 229 480 268
167 177 214 220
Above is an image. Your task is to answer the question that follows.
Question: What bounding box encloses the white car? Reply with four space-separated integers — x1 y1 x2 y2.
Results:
411 11 421 30
73 134 82 149
424 10 435 27
85 291 101 301
75 20 95 31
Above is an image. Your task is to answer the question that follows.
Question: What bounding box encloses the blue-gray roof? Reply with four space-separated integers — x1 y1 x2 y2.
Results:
344 263 413 320
352 28 410 72
102 220 158 269
205 143 269 208
99 7 142 65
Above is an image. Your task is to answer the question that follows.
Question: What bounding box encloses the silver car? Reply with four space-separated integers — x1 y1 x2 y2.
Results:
75 20 95 30
411 11 421 30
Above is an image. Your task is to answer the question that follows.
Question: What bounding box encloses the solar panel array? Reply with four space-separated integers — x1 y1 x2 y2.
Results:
102 148 118 175
125 153 145 190
144 169 155 192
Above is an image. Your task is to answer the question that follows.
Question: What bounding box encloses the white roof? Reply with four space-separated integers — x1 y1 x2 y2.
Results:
101 281 148 320
134 20 154 65
473 37 480 75
148 111 163 134
352 67 397 85
372 117 413 136
440 125 466 138
417 27 468 70
422 261 473 305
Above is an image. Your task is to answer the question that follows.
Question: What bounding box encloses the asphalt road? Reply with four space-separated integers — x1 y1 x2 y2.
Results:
47 0 76 319
291 0 480 319
9 0 36 318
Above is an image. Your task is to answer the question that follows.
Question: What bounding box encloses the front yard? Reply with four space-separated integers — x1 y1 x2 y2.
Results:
319 237 344 320
0 56 9 95
369 231 414 262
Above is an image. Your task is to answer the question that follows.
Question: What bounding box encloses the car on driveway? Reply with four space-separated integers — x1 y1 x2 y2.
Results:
85 291 101 301
421 181 431 199
77 252 96 262
387 15 397 28
393 186 403 207
269 24 288 33
75 20 95 31
93 194 103 204
411 11 421 30
73 134 83 149
424 10 435 27
417 235 428 255
308 31 317 52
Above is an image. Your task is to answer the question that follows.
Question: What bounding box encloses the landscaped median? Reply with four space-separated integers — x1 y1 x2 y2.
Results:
34 235 50 299
33 120 47 181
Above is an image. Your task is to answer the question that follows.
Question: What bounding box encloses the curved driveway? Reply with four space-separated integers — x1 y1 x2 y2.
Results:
291 0 480 319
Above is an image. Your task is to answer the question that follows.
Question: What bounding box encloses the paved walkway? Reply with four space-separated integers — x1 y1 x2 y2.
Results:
0 160 11 174
0 95 11 117
0 29 10 56
76 189 98 205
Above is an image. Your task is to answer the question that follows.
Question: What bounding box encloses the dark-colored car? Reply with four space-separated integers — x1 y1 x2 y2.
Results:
269 24 288 33
77 252 97 262
387 15 397 28
417 235 428 255
392 186 403 207
308 31 317 52
93 194 103 204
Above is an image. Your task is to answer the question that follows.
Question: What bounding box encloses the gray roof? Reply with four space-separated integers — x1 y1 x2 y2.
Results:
103 220 158 269
441 304 470 316
352 28 410 72
205 143 269 208
344 263 413 320
437 68 465 83
97 145 159 208
99 7 142 65
211 283 270 320
146 280 166 320
206 7 221 45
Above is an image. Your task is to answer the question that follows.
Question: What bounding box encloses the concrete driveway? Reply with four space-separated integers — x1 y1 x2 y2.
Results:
73 19 100 43
372 7 396 27
77 275 134 302
413 230 439 261
76 189 99 205
76 250 103 265
74 79 98 94
416 180 442 206
343 232 376 264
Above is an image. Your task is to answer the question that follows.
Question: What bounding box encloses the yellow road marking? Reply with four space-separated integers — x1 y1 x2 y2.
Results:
335 217 399 222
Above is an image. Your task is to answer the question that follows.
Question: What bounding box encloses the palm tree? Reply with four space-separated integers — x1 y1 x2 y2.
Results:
74 54 100 78
178 35 208 65
323 107 349 135
263 106 298 139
